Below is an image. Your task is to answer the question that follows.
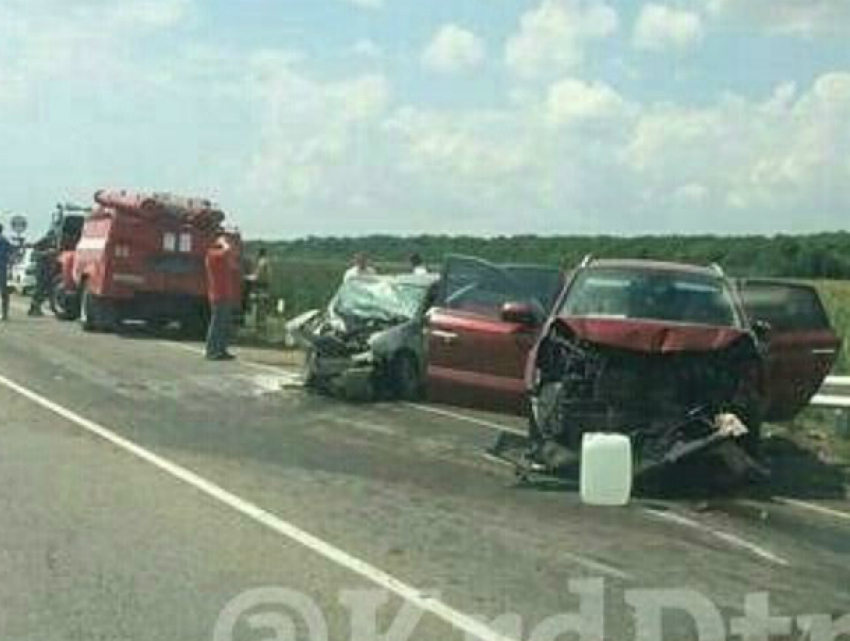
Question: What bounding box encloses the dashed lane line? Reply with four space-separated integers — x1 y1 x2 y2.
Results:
642 508 790 567
773 498 850 524
402 403 527 437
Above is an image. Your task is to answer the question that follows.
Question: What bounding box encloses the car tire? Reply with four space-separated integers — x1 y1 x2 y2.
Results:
391 352 422 400
50 276 81 321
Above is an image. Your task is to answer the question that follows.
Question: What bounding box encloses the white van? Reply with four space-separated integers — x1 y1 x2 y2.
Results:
8 247 37 294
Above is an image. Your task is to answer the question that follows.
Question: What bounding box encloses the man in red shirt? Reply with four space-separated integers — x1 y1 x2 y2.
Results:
205 233 241 360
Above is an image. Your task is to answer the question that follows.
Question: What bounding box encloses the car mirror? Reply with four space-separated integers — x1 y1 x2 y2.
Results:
501 301 537 326
752 319 772 342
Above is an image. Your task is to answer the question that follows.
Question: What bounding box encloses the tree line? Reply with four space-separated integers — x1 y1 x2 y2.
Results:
252 231 850 279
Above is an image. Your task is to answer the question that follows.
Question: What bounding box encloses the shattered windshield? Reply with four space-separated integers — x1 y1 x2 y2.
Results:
561 267 739 327
332 277 428 323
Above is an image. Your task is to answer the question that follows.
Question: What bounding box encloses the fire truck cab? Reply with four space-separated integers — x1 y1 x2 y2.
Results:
53 190 240 334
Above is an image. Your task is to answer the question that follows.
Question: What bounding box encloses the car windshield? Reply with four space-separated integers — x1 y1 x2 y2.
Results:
333 277 428 322
561 267 739 327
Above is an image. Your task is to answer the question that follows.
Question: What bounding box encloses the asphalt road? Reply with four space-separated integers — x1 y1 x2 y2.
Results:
1 301 849 641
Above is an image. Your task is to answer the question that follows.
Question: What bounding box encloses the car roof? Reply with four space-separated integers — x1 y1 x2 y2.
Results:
585 258 723 279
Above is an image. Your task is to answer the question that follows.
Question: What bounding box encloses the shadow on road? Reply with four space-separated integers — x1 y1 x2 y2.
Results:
753 435 849 500
490 430 848 502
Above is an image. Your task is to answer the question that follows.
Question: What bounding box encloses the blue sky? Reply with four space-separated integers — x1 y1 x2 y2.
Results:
1 0 849 238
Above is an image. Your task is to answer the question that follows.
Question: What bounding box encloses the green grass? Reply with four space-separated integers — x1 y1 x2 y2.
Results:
812 280 850 374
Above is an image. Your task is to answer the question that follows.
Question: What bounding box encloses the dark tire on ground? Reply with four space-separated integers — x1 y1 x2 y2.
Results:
391 352 423 400
302 349 322 391
79 282 115 333
50 276 80 321
180 307 209 340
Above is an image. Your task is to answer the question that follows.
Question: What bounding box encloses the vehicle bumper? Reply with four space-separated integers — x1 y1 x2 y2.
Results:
310 352 377 400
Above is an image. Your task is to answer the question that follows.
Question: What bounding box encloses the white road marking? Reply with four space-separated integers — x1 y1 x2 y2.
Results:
643 508 790 567
0 372 518 641
403 403 527 437
162 340 296 376
774 498 850 524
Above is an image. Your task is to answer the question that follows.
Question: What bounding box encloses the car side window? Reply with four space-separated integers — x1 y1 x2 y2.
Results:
442 258 519 320
739 281 831 332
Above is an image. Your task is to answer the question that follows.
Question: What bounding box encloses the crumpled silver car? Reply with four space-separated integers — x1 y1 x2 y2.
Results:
287 273 440 401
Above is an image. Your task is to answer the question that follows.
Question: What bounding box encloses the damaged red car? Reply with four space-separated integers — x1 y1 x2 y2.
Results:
426 256 840 484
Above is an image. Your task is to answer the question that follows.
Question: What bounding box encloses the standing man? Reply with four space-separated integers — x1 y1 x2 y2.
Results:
247 247 272 327
0 224 13 321
343 252 377 282
27 228 56 317
205 233 241 361
409 252 428 275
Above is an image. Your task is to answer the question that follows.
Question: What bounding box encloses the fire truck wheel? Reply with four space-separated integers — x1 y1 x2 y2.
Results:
79 282 115 333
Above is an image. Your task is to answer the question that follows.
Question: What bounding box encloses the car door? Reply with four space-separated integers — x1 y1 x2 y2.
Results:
425 256 544 415
737 279 841 422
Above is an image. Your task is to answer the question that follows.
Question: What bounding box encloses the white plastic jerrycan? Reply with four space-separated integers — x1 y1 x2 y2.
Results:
580 433 633 506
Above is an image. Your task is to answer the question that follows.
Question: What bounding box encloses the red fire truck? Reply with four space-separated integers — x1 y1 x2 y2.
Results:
52 190 241 334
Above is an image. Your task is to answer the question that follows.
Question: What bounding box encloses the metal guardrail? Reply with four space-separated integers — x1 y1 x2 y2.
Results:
813 376 850 436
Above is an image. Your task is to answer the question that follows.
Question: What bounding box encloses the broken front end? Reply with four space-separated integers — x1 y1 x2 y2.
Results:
527 318 767 487
288 309 398 401
288 276 430 401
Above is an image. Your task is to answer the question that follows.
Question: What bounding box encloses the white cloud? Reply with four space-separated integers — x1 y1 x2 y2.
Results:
706 0 850 36
634 4 704 52
546 78 627 126
624 73 850 228
342 0 384 9
247 65 392 218
422 24 486 74
0 0 193 103
352 38 383 59
386 108 530 179
505 0 618 78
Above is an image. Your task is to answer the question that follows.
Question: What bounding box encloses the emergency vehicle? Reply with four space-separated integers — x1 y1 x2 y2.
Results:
52 190 241 333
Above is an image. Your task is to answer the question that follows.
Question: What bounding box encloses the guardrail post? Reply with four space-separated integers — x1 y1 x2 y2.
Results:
836 409 850 439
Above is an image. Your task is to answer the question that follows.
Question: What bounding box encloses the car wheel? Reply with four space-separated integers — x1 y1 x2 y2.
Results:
391 352 422 400
530 380 574 444
50 276 80 321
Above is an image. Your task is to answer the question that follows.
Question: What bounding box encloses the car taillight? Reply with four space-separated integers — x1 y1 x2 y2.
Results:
114 244 130 258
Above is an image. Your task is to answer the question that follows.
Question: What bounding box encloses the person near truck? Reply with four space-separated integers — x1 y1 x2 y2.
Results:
205 233 241 361
27 228 56 317
409 252 428 275
0 224 13 321
343 252 376 282
244 247 271 326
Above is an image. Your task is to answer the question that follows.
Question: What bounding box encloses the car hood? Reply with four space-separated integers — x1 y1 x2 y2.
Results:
555 316 749 354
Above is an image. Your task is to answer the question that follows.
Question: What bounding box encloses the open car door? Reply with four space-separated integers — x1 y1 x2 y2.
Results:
737 279 841 422
425 255 561 415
